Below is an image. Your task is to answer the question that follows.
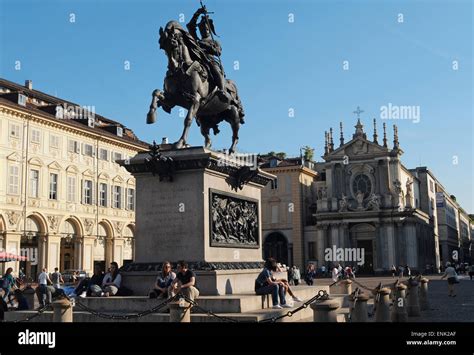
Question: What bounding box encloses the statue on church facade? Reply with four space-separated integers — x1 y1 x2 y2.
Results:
338 194 349 212
392 179 404 208
146 4 245 153
405 178 414 209
367 193 381 211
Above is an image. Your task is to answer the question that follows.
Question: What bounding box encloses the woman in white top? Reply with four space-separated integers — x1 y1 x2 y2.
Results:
101 262 122 297
441 262 458 297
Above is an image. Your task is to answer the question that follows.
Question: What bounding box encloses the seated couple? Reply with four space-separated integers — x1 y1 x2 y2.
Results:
71 262 121 297
149 261 199 302
255 258 302 309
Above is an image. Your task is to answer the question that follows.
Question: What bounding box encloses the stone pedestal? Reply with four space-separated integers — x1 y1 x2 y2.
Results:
339 279 352 295
52 298 73 322
419 278 429 311
311 299 340 322
350 292 369 322
406 279 421 317
120 147 274 295
169 301 191 322
392 283 408 322
375 287 391 322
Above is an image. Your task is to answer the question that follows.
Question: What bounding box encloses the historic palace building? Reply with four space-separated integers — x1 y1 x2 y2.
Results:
261 117 473 274
0 78 148 278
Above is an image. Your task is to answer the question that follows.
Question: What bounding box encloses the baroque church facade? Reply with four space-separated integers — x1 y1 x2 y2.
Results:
308 118 438 274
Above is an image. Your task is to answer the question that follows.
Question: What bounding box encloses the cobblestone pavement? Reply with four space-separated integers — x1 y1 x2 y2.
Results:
309 275 474 322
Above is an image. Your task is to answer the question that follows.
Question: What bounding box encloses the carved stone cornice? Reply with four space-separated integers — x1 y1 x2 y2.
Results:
120 147 274 189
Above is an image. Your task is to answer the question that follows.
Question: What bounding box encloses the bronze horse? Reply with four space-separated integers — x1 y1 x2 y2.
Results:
146 21 244 153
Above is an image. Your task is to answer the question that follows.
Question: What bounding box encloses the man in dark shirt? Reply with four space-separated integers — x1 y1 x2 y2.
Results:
171 261 199 302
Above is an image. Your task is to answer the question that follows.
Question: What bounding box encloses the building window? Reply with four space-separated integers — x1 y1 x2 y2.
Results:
430 198 435 210
50 135 60 149
83 143 94 157
113 152 122 162
31 129 41 144
49 173 58 200
68 140 80 153
8 165 19 195
9 123 20 138
127 188 135 210
67 176 76 202
83 180 93 205
30 169 39 198
271 205 279 223
352 174 372 199
429 180 434 193
99 183 108 207
99 148 109 161
271 178 278 190
113 186 122 209
308 242 316 260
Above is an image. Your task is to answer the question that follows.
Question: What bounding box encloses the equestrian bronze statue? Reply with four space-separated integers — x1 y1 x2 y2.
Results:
147 5 245 153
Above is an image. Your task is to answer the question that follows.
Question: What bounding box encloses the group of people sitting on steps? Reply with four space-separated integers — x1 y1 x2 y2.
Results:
148 260 199 302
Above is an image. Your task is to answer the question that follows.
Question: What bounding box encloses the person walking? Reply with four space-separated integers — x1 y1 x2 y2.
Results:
51 267 64 290
469 264 474 281
292 266 301 286
37 268 53 307
441 262 458 297
331 264 339 283
304 263 316 286
391 265 397 277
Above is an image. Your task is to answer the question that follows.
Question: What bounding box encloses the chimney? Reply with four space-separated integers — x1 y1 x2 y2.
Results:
25 80 33 90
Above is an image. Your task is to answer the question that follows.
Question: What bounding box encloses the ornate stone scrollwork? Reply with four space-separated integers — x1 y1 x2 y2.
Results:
145 141 175 182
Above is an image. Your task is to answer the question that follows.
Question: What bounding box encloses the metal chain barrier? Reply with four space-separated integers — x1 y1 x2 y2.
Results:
181 289 329 323
9 303 52 323
74 293 180 320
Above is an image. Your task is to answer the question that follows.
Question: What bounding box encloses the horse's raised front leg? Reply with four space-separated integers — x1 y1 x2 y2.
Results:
146 89 162 124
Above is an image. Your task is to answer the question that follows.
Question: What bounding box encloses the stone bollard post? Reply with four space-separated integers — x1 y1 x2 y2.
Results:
350 292 369 322
406 279 421 317
169 300 192 323
23 286 36 310
375 287 392 322
339 279 352 295
391 283 408 322
419 278 429 311
311 299 340 322
52 298 73 322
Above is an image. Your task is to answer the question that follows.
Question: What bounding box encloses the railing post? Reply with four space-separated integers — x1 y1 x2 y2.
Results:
169 299 192 323
375 287 391 322
350 292 369 322
339 279 352 295
391 283 408 322
419 277 429 311
311 299 340 322
406 279 421 317
52 298 73 322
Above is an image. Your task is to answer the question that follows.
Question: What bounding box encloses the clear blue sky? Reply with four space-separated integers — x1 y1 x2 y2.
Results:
1 0 472 212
